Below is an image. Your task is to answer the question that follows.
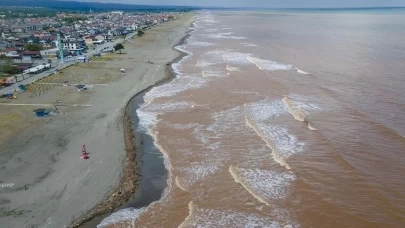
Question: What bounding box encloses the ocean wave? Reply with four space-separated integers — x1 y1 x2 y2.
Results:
97 207 146 228
176 162 222 191
282 96 322 123
198 50 227 66
245 100 289 122
226 65 240 72
247 56 294 71
137 101 192 131
229 166 296 205
143 76 207 103
195 60 216 68
245 100 305 169
222 52 252 65
241 42 259 47
179 202 296 228
206 33 247 40
204 28 219 32
295 67 310 75
186 41 215 47
202 70 227 78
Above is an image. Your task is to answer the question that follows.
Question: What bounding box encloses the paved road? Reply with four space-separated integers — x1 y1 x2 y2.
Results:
0 33 135 96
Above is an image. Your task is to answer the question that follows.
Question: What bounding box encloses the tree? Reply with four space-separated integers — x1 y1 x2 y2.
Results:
0 54 7 60
2 64 19 74
114 43 124 54
137 29 144 37
25 43 42 51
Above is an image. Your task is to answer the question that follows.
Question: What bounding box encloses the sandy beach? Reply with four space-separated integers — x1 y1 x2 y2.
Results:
0 13 194 228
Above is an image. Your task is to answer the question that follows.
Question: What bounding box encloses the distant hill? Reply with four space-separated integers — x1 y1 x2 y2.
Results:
0 0 199 11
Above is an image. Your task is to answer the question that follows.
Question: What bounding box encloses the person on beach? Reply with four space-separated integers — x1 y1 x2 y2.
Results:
82 144 89 159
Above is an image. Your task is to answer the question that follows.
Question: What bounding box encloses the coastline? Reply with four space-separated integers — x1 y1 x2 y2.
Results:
73 19 193 228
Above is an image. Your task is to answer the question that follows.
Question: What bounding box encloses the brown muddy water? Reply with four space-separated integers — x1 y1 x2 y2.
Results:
100 10 405 228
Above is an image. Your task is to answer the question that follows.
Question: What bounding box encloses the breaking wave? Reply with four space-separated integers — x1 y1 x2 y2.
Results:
244 100 305 169
143 76 207 103
247 56 294 71
282 96 322 123
97 207 146 228
229 166 296 205
179 202 296 228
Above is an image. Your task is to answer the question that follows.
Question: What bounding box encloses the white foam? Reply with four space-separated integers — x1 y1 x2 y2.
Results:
282 96 322 122
245 100 305 169
179 202 293 228
226 65 240 72
247 56 294 71
246 100 289 122
222 52 252 65
204 28 219 32
143 76 206 102
295 68 310 75
229 166 296 204
167 123 201 130
202 70 226 78
206 33 247 40
241 42 258 47
176 162 221 191
187 41 215 47
97 207 146 228
137 101 191 131
174 45 193 57
209 106 247 134
195 60 216 68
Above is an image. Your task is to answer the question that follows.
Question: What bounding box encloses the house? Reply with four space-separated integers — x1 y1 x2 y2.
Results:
22 51 42 59
15 43 25 51
0 47 17 56
13 63 34 72
40 48 59 58
112 27 126 36
60 37 86 51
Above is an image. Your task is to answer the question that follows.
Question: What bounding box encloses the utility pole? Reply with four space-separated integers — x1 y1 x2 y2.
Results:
57 33 64 64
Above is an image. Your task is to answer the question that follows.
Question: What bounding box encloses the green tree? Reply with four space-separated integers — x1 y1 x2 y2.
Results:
0 54 7 60
114 43 124 54
25 43 42 51
137 29 144 37
2 64 19 74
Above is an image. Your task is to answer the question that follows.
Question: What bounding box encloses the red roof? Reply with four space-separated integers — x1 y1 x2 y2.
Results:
2 48 17 52
22 51 41 55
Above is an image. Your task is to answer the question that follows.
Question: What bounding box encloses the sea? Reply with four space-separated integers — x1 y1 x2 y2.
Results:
99 8 405 228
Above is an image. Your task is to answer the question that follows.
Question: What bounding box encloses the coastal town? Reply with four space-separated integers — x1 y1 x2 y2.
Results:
0 9 177 91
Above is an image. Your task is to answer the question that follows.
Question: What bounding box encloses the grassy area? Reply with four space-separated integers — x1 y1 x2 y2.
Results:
0 107 39 142
25 61 118 97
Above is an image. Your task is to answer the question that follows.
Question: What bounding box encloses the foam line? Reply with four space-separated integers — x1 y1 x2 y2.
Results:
244 115 292 170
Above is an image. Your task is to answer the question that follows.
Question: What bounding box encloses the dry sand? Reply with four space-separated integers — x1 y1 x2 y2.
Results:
0 13 194 228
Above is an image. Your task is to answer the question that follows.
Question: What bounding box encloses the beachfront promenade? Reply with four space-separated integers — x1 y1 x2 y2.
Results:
0 34 134 96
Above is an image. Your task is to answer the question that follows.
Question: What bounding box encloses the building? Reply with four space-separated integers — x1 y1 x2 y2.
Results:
60 37 86 51
40 48 59 58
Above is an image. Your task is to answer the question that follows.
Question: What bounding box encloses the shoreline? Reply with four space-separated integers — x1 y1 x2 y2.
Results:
73 19 193 228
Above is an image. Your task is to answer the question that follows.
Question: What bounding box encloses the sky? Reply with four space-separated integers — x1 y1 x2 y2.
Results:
75 0 405 8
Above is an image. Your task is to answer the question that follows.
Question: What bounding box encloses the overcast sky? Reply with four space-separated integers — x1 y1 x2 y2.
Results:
75 0 405 8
